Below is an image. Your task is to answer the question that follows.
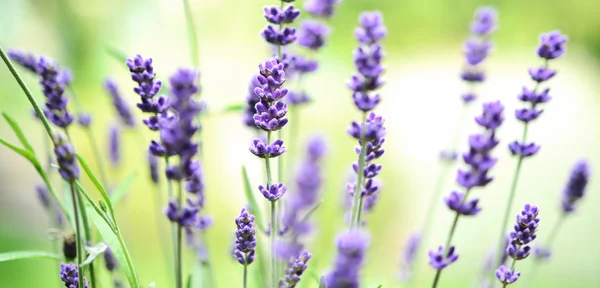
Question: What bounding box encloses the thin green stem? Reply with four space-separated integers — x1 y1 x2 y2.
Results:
494 123 529 268
176 181 184 288
350 112 368 228
153 182 173 282
201 232 216 288
115 225 141 288
0 45 55 143
182 0 200 68
270 201 277 288
431 188 472 288
69 182 84 288
243 263 248 288
165 156 178 288
76 189 96 288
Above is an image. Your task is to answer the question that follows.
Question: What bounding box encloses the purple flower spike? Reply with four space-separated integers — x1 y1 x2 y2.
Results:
304 0 341 18
445 191 482 216
475 101 504 130
148 152 159 183
464 39 492 66
8 49 39 72
355 12 387 44
298 20 330 50
38 57 75 128
109 125 120 165
53 132 80 182
165 200 199 227
508 141 540 158
537 31 568 60
506 204 540 260
470 7 498 35
234 208 256 265
103 246 118 272
561 160 590 214
325 230 369 288
280 251 311 287
259 183 287 202
495 265 520 285
428 245 459 270
533 245 552 261
529 67 557 83
60 263 89 288
104 78 136 127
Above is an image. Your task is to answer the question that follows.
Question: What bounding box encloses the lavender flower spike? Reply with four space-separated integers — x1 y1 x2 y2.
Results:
7 49 38 72
60 263 88 288
126 54 166 131
399 233 421 280
279 251 311 288
324 230 369 288
53 132 80 182
304 0 341 18
561 160 590 214
38 57 75 128
104 78 136 127
234 208 256 265
429 245 459 270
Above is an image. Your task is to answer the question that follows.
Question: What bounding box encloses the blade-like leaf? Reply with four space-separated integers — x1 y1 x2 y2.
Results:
2 112 34 153
186 273 193 288
77 154 115 220
0 251 61 262
242 166 265 232
0 137 36 163
105 45 128 64
85 204 138 287
221 103 245 114
110 170 138 206
63 180 77 234
377 285 383 288
81 242 108 267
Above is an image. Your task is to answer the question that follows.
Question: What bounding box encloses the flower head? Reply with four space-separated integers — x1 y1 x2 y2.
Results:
60 263 88 288
234 208 256 265
325 230 369 288
298 20 330 50
470 7 498 35
304 0 341 18
279 251 311 287
53 132 79 182
562 160 590 214
495 265 520 285
537 31 568 60
428 245 459 270
104 78 136 127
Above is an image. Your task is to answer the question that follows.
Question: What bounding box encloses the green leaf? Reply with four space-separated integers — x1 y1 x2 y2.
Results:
221 103 245 114
0 251 61 262
2 112 34 153
377 285 383 288
186 273 192 288
77 154 115 220
105 45 128 64
0 137 36 163
63 180 77 233
81 242 108 267
242 166 265 232
110 170 138 206
85 204 137 287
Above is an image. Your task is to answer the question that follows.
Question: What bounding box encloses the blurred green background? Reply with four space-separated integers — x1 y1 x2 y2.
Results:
1 0 600 287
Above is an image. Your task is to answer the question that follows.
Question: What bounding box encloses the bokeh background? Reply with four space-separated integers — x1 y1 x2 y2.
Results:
1 0 599 287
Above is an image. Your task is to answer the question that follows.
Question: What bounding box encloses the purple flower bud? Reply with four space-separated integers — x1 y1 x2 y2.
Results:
399 233 421 280
475 101 504 130
259 183 287 202
234 208 256 265
35 185 51 209
470 7 497 35
461 69 485 82
464 39 492 66
262 26 297 46
77 113 92 127
103 246 118 272
164 200 198 227
325 230 369 288
60 263 88 288
444 191 482 216
37 57 75 128
495 265 520 285
506 204 540 261
148 152 159 183
280 251 311 287
428 245 459 270
264 5 300 24
537 31 568 60
347 112 386 142
8 49 39 73
53 132 79 182
508 141 540 158
461 93 477 103
104 79 136 127
352 92 381 112
528 67 557 83
109 125 120 165
298 20 330 50
304 0 341 18
355 12 387 44
515 108 544 123
517 87 551 104
561 160 590 214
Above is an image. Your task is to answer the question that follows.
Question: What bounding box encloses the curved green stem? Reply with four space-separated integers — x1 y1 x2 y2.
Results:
182 0 199 68
266 131 277 288
115 225 140 288
76 188 96 288
243 263 248 288
69 182 84 288
349 112 368 228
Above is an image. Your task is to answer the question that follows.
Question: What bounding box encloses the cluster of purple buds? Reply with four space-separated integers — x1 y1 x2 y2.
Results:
460 7 497 103
60 263 88 288
53 132 80 182
495 204 540 286
561 160 590 214
126 54 167 131
348 12 387 112
509 31 568 158
234 208 256 265
304 0 341 18
104 79 136 127
7 49 38 73
279 251 311 288
243 76 262 129
428 245 459 270
166 199 199 227
37 57 75 128
324 230 369 288
261 1 300 47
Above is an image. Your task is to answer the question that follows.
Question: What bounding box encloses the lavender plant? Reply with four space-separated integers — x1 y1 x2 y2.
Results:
323 230 369 287
429 100 504 287
402 7 498 282
494 204 541 287
234 208 257 288
493 30 569 268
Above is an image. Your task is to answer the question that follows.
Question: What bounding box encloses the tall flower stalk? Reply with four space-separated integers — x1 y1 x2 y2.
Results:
493 30 568 268
347 11 387 228
494 204 540 287
404 7 497 282
234 208 257 288
430 101 504 288
526 160 590 285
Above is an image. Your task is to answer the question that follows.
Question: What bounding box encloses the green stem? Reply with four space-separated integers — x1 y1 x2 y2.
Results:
69 182 84 288
349 112 368 228
431 188 472 288
270 201 277 288
115 225 140 288
153 182 173 282
243 263 248 288
76 189 96 288
523 215 565 287
0 45 55 143
182 0 199 68
176 180 184 288
494 123 529 268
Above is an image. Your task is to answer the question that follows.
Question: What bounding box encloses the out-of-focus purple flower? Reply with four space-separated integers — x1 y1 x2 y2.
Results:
109 125 120 166
126 54 166 131
286 91 311 105
461 92 477 103
77 113 92 127
325 230 369 288
399 233 421 281
35 185 51 209
460 69 485 82
508 141 540 158
495 265 520 285
104 79 136 127
445 191 481 216
8 49 39 72
537 31 568 60
475 101 504 130
259 183 287 202
355 12 387 44
529 67 557 83
561 160 590 214
60 263 88 288
279 251 311 287
464 39 492 66
304 0 341 18
533 245 552 261
103 246 118 272
234 208 256 265
38 57 75 128
439 150 458 162
165 200 199 227
470 7 498 35
148 152 159 184
291 55 318 74
53 132 79 182
298 20 330 50
428 245 459 270
243 76 262 129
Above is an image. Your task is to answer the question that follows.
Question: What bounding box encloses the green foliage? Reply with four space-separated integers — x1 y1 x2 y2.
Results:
0 251 61 263
81 243 108 267
221 103 246 114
